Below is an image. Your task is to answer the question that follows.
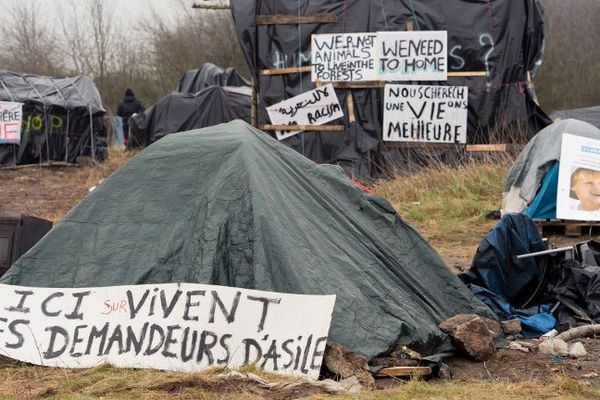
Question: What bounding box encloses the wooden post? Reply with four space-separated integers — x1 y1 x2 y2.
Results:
346 91 356 123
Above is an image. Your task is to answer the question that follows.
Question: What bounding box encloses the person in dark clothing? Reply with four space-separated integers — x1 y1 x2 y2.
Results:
117 88 144 143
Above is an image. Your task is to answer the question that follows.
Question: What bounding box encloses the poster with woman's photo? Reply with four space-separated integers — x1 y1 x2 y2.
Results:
557 133 600 221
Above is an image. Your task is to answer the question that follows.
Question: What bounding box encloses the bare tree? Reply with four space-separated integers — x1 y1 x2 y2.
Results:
0 0 64 75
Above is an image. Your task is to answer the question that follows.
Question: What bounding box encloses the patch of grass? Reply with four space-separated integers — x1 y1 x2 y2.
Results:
373 160 509 264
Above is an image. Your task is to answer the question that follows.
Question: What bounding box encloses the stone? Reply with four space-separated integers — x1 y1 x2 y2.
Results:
538 339 569 356
568 342 587 358
505 342 529 352
323 342 375 388
311 379 346 394
220 371 247 379
246 372 269 387
501 319 522 335
339 376 362 393
439 314 502 361
438 363 452 379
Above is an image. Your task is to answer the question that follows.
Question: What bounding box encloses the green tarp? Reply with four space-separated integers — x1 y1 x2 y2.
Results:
2 120 493 359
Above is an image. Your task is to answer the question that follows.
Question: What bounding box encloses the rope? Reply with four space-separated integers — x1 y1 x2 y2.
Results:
408 0 421 30
378 0 389 31
297 0 305 155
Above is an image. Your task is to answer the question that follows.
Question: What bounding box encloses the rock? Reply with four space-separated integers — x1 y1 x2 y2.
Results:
505 342 529 353
485 209 502 220
438 363 452 379
501 319 522 335
246 372 269 387
339 376 362 394
439 314 502 361
311 379 346 394
538 339 569 356
323 342 375 388
568 342 587 358
220 371 247 379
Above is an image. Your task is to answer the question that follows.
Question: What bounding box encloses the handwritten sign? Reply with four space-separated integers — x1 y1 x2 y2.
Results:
0 283 335 379
266 84 344 140
377 31 447 81
0 101 23 145
311 33 378 82
383 84 468 143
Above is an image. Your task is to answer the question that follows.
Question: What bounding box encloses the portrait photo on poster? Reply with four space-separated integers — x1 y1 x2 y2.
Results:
557 133 600 221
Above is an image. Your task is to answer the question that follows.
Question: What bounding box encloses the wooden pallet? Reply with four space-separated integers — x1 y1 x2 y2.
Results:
372 366 432 378
534 219 600 237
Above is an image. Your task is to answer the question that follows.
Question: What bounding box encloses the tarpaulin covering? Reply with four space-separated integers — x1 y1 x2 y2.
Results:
460 214 557 335
230 0 550 176
0 70 107 166
2 120 494 359
551 106 600 130
176 63 251 93
523 161 559 219
128 86 251 149
503 119 600 214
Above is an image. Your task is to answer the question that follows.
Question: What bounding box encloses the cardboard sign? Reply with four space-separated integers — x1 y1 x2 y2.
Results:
383 84 468 143
0 101 23 145
377 31 447 81
0 283 335 379
557 134 600 221
266 84 344 140
311 33 378 82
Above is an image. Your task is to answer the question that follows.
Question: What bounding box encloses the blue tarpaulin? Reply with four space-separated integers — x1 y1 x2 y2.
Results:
460 214 558 335
524 161 559 219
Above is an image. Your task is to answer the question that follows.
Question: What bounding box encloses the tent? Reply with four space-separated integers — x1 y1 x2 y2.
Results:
0 70 107 166
128 86 251 149
551 106 600 130
2 120 493 359
230 0 550 177
503 119 600 218
176 63 251 93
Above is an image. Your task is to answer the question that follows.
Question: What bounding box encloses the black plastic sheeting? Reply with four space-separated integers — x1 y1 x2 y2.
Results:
2 120 495 359
0 70 107 166
551 106 600 130
176 63 251 93
128 86 251 149
230 0 551 177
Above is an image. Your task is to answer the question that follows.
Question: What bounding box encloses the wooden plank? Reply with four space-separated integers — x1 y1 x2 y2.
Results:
346 92 356 123
373 366 432 378
565 225 583 237
261 68 487 79
448 71 487 77
256 13 337 25
260 124 345 132
466 144 508 152
385 142 464 149
260 66 311 76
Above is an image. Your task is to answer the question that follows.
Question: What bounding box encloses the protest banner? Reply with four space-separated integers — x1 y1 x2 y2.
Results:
383 84 468 143
377 31 447 81
557 134 600 221
0 283 336 379
0 101 23 145
311 33 378 82
266 83 344 140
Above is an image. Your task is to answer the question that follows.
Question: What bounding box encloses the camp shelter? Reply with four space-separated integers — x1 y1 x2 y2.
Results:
503 119 600 218
176 62 251 93
128 86 251 149
0 70 107 166
551 106 600 130
230 0 550 177
2 120 493 359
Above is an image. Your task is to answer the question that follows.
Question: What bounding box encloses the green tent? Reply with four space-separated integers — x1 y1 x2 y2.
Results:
2 120 493 359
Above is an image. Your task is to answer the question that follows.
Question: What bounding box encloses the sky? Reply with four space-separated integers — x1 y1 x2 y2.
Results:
0 0 205 31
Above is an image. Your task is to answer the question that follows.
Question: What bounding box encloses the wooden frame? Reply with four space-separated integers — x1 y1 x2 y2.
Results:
256 13 337 25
